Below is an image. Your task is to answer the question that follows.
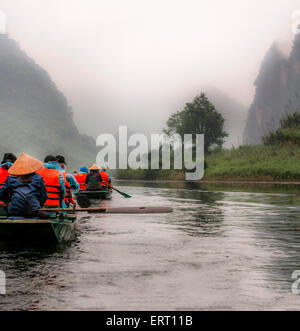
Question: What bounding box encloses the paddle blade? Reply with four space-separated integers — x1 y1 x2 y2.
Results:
109 185 132 198
118 191 132 199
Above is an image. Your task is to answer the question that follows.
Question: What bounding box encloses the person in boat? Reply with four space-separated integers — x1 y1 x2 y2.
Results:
80 167 89 174
0 153 17 189
99 167 112 188
85 164 103 191
56 155 80 196
74 167 89 191
37 155 67 208
0 153 50 219
0 153 17 204
1 153 17 166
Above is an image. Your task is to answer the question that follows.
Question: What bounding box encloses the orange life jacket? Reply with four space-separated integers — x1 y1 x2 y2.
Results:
37 168 62 207
0 167 9 204
99 171 110 187
74 172 87 191
0 167 9 189
62 172 75 206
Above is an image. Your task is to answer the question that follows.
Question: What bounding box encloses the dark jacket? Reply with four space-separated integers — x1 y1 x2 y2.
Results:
85 171 102 191
0 174 48 216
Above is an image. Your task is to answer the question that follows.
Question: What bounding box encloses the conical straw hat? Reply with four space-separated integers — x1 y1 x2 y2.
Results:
8 153 44 176
89 163 100 170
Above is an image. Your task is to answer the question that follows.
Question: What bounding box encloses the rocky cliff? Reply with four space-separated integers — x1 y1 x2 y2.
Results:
244 33 300 144
0 34 96 170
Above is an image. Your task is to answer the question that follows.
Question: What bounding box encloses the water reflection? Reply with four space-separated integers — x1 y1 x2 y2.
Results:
163 189 226 237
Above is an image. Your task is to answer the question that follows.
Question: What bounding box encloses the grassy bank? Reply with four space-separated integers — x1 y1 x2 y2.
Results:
116 144 300 182
204 144 300 181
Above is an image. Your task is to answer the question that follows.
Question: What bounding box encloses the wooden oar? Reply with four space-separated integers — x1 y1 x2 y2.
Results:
40 206 173 214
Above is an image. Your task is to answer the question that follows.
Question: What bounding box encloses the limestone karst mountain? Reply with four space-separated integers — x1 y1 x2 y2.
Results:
0 34 96 170
244 33 300 144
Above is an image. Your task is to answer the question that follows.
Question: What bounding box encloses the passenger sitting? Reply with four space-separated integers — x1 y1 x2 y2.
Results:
0 153 17 204
0 153 17 189
56 155 80 193
56 155 80 205
74 167 89 191
80 167 89 174
1 153 17 167
37 155 67 208
99 167 112 187
0 153 50 219
85 164 102 191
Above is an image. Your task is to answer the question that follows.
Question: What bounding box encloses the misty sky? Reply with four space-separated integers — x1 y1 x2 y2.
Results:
0 0 299 137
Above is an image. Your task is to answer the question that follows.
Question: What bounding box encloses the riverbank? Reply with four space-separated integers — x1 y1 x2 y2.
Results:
115 144 300 182
204 144 300 181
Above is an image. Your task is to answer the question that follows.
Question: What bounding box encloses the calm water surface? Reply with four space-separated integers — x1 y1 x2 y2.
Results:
1 181 300 310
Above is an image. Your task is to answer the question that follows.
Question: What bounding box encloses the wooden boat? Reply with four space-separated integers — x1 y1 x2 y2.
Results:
0 207 77 243
76 187 113 201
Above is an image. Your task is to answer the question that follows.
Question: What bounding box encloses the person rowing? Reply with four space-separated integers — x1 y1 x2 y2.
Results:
99 166 111 187
85 164 103 191
0 153 50 219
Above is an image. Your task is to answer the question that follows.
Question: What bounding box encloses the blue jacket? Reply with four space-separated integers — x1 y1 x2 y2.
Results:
0 174 48 216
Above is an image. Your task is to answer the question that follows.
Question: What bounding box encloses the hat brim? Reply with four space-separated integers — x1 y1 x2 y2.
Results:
8 153 44 176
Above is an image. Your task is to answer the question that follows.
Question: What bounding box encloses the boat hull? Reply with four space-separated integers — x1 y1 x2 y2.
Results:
76 189 112 200
0 216 77 243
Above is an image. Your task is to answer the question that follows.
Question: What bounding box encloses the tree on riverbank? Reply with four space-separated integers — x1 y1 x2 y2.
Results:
164 93 228 153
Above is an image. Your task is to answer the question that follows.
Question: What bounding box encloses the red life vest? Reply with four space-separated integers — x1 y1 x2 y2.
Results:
74 172 87 191
62 172 75 206
37 168 62 207
0 167 9 189
100 171 110 187
0 167 9 204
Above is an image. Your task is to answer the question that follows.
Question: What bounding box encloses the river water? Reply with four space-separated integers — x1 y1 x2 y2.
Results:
1 181 300 311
